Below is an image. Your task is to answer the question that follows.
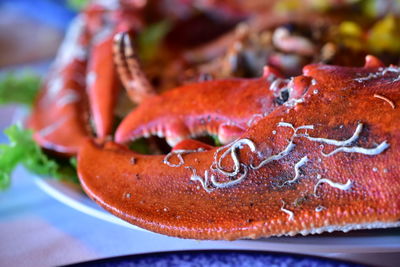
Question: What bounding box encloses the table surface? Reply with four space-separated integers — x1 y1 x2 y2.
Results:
0 105 399 267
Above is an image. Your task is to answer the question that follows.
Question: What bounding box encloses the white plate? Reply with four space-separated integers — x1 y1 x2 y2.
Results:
34 177 400 254
34 176 145 231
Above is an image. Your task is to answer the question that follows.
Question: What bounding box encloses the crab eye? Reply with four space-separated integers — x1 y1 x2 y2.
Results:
276 88 289 105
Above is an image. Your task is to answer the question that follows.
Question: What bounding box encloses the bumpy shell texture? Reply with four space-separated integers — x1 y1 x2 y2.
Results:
78 63 400 240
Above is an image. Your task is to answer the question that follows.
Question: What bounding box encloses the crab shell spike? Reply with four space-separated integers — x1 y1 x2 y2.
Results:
114 75 282 146
289 75 312 100
114 31 156 104
87 32 119 138
78 63 400 240
303 63 399 89
364 55 385 68
28 16 91 155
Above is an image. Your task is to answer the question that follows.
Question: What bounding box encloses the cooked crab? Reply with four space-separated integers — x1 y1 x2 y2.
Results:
78 59 400 240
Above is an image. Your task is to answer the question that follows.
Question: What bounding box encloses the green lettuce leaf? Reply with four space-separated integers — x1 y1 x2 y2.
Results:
0 125 78 190
0 71 41 107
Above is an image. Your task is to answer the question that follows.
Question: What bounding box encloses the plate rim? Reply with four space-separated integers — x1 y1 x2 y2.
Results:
33 176 147 231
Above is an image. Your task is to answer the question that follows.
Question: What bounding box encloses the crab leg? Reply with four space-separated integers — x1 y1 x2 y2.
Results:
114 32 156 103
78 62 400 240
28 16 91 155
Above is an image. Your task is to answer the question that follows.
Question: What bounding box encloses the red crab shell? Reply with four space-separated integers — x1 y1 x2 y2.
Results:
28 57 91 155
26 0 265 154
27 1 149 154
115 66 290 146
27 0 367 155
77 62 400 240
26 0 400 240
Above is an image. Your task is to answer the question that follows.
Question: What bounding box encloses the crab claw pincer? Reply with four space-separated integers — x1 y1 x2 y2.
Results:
28 17 91 155
78 60 400 240
28 3 144 154
115 67 287 146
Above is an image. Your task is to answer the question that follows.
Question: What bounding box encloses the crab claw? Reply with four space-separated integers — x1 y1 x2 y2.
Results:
78 63 400 240
29 2 148 151
86 31 119 138
115 69 287 147
28 17 91 155
85 2 146 138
